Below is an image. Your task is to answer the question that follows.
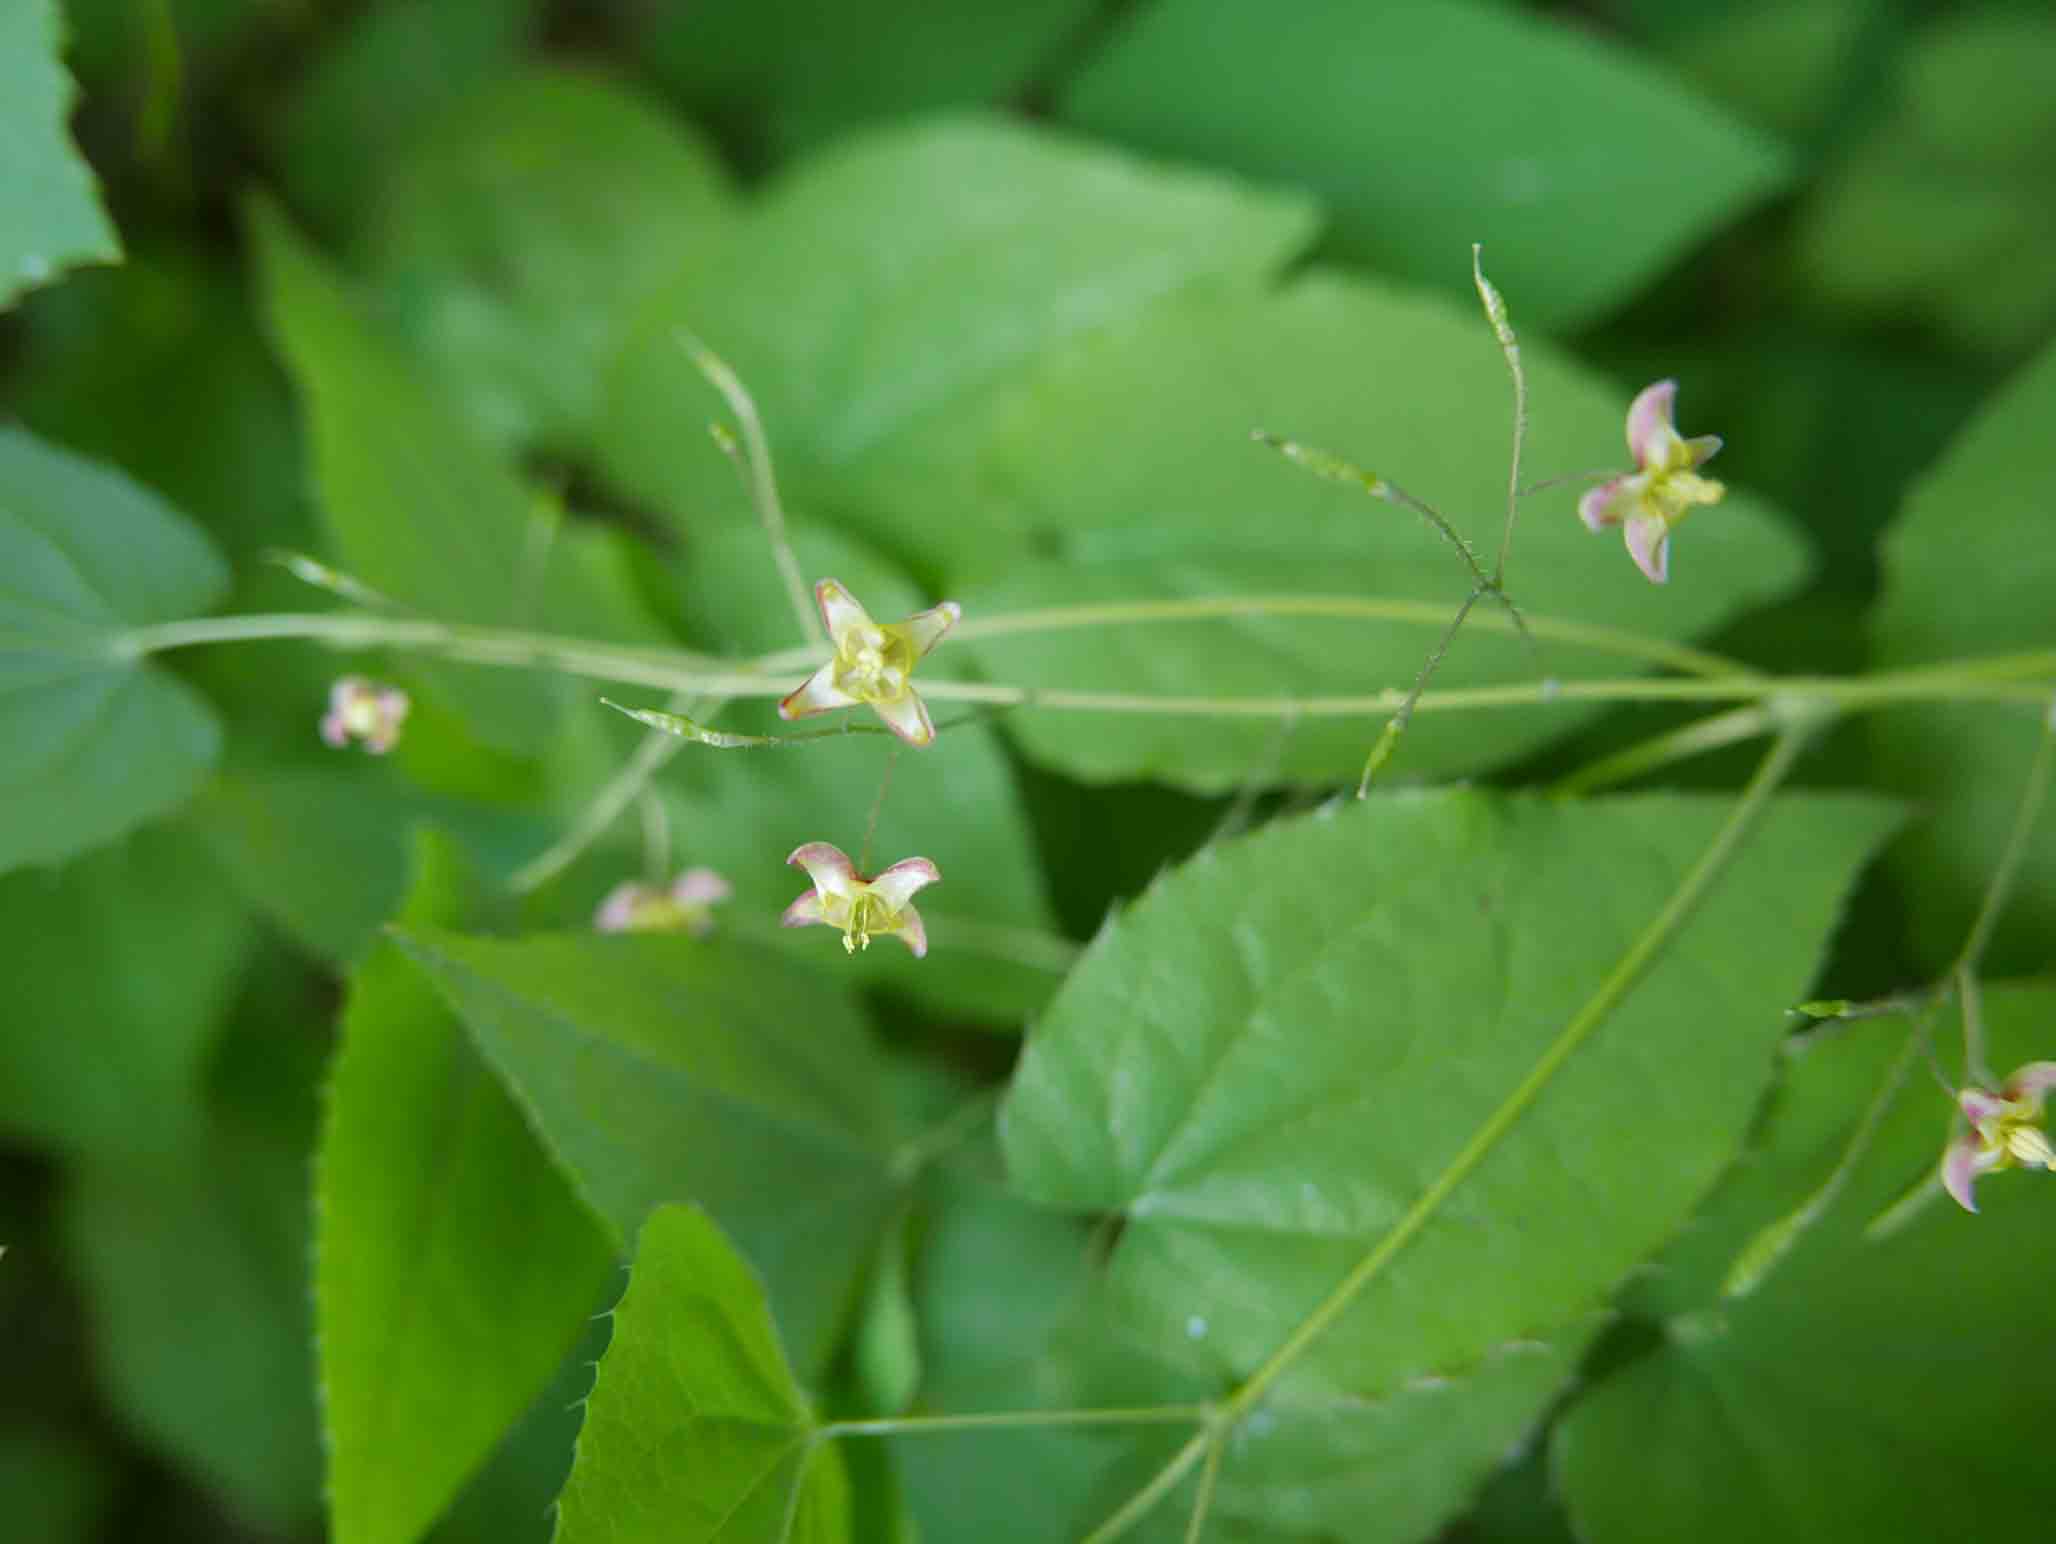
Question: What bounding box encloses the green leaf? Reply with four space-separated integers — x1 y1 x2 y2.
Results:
10 248 310 559
1209 1329 1592 1542
0 1427 119 1543
556 1204 850 1544
648 521 1068 1025
359 68 735 456
0 821 248 1159
425 1311 610 1544
0 426 228 872
1792 10 2056 355
191 761 556 964
0 0 120 307
392 927 902 1373
893 1137 1132 1543
1555 982 2056 1540
317 830 618 1544
249 198 667 754
598 114 1318 558
641 0 1098 160
1870 337 2056 977
62 964 329 1533
935 274 1809 789
1002 789 1897 1539
275 0 542 237
1058 0 1791 330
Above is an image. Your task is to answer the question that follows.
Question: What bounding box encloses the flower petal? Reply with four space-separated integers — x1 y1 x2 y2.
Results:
781 889 828 928
903 600 962 658
1959 1087 2009 1125
1623 512 1671 584
1682 434 1723 469
596 882 655 933
1578 476 1631 531
780 661 859 721
1626 380 1679 468
869 688 937 748
320 712 349 748
1941 1133 2001 1213
815 578 873 643
671 867 733 907
888 901 928 959
2002 1061 2056 1106
787 842 857 900
868 857 941 912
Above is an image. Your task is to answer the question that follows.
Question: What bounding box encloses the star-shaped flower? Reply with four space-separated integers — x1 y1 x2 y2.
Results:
781 842 939 958
779 579 960 747
320 676 410 754
1579 380 1726 584
594 868 733 937
1941 1059 2056 1212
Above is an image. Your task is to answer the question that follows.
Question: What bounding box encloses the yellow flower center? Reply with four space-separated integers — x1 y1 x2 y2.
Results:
2005 1122 2056 1170
833 623 915 705
1974 1098 2056 1173
1642 467 1725 530
841 891 895 953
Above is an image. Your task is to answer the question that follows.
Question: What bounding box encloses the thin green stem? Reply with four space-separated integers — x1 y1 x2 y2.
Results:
114 612 2056 720
1720 1019 1926 1298
1208 706 1301 847
681 332 822 649
1720 697 2054 1294
1358 586 1482 795
792 594 1748 679
1092 729 1812 1542
1080 1430 1213 1544
1959 966 1991 1087
1955 699 2056 974
912 674 2053 716
510 696 703 894
818 1404 1210 1441
268 550 405 612
1472 245 1527 586
1183 1432 1227 1544
1250 432 1492 590
861 746 901 875
1230 726 1809 1415
1551 704 1779 796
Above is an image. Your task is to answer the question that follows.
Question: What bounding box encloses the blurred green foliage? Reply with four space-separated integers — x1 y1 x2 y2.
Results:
3 1 2052 1541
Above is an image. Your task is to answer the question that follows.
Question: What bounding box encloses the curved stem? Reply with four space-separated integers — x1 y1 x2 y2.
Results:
1081 1430 1213 1544
1721 700 2054 1295
1551 704 1779 796
936 595 1754 680
912 674 2052 716
817 1404 1210 1440
114 612 2056 721
682 332 822 649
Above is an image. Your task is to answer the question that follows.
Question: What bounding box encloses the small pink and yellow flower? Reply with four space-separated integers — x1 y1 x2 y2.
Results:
781 842 939 958
779 579 960 748
1579 380 1726 585
594 868 733 937
320 676 410 754
1942 1060 2056 1212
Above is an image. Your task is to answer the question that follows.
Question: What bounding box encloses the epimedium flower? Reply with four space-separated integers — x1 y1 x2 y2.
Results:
1941 1060 2056 1212
779 579 961 748
320 676 410 754
1578 380 1726 585
594 868 733 938
782 842 939 958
